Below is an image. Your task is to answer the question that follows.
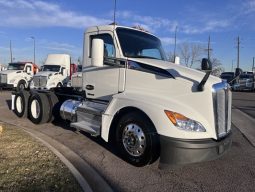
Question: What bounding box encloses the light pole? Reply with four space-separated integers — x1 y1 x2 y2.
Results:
30 36 35 64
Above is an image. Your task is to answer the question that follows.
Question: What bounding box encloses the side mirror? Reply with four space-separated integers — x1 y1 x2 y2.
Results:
26 66 31 74
61 67 67 76
91 39 104 67
235 68 242 77
201 58 212 71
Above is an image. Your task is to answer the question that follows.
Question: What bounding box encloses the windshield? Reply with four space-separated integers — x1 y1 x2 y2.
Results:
116 28 166 60
42 65 61 72
7 63 25 70
240 74 253 79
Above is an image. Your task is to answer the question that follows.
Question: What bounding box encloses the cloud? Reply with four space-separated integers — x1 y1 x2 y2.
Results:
242 0 255 13
116 11 178 33
182 19 231 34
160 37 175 45
0 0 111 28
40 41 77 52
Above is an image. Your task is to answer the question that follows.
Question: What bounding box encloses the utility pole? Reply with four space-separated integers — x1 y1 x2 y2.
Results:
231 60 234 72
205 35 213 60
237 36 240 68
10 40 13 63
252 57 255 72
31 36 35 64
173 26 177 63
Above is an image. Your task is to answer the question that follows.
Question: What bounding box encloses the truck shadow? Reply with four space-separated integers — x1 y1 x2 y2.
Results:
51 119 119 157
6 99 12 110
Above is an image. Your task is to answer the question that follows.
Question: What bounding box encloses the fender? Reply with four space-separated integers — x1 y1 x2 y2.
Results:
101 92 215 142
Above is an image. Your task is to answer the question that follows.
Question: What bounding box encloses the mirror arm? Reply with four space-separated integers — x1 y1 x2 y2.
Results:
197 71 211 91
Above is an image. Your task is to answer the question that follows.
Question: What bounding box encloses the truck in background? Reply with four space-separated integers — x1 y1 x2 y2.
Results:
0 62 39 90
70 64 82 90
233 71 255 91
29 54 71 90
12 24 232 168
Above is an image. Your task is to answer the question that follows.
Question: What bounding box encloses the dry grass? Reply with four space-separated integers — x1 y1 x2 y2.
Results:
0 123 82 192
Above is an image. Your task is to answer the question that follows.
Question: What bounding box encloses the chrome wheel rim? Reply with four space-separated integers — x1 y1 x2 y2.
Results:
122 123 146 157
31 99 40 119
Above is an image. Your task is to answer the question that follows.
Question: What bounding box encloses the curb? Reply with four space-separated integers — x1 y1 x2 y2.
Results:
0 120 113 192
232 107 255 147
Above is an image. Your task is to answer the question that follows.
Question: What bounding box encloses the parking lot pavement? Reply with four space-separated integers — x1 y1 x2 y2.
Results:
232 92 255 119
1 90 255 192
232 107 255 147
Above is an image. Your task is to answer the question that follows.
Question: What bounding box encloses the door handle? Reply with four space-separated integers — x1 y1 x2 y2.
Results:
86 85 94 90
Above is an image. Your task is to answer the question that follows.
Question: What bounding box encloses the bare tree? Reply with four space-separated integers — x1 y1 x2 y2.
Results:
166 51 175 62
210 58 224 77
179 43 204 68
191 44 203 68
179 43 190 67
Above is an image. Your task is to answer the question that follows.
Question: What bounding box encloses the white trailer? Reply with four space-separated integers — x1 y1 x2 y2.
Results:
30 54 71 90
12 25 232 168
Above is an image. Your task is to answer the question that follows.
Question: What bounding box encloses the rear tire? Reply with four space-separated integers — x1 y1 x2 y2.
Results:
13 91 29 118
46 92 59 122
116 111 160 167
28 93 50 124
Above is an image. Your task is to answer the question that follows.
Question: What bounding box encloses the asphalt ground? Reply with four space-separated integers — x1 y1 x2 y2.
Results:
0 90 255 192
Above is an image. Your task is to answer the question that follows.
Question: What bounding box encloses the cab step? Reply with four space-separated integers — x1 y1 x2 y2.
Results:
71 120 100 136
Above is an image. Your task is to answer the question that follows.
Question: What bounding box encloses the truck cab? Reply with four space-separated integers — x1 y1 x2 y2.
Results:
30 54 71 90
0 62 38 90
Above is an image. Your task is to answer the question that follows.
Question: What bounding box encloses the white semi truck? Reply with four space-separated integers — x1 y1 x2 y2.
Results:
30 54 71 90
12 24 232 168
0 62 39 90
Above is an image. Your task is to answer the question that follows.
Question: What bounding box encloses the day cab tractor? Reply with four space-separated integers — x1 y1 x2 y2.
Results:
0 62 39 91
12 24 232 168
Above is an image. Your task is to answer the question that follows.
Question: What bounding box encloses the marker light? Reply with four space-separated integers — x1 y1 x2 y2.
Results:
165 110 206 132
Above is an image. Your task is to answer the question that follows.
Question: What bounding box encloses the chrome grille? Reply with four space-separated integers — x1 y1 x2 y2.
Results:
33 76 47 87
212 82 232 138
0 74 7 83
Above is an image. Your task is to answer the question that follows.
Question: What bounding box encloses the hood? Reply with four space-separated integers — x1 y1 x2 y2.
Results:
129 58 221 87
34 71 55 77
0 70 22 75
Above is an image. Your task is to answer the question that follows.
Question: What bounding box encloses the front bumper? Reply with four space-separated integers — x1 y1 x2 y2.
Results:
0 83 14 89
159 133 232 169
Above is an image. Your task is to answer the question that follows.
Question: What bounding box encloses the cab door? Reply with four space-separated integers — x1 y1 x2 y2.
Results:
83 33 124 101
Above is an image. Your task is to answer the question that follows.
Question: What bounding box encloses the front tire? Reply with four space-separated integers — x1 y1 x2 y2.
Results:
17 80 26 91
116 111 160 167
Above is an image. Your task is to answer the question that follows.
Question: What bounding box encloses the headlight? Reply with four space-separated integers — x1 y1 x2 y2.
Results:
30 80 34 87
9 79 15 83
165 110 206 132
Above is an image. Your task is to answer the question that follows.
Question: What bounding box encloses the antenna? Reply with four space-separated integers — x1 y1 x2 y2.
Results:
113 0 117 24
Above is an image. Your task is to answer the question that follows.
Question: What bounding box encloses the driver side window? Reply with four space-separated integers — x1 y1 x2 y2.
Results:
90 34 115 58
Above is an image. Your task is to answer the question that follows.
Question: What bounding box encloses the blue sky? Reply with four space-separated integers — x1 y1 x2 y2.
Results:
0 0 255 71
